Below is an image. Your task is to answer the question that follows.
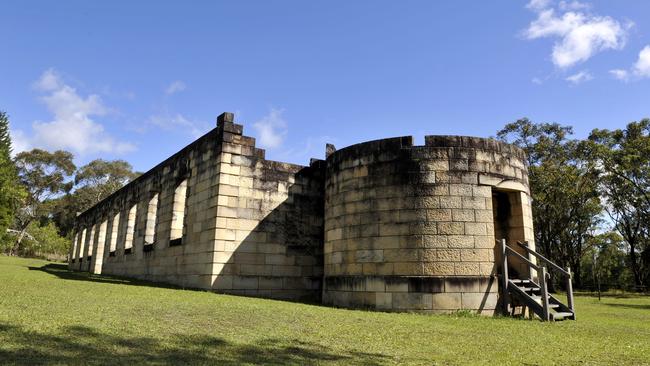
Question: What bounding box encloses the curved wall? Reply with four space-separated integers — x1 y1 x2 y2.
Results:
323 135 532 313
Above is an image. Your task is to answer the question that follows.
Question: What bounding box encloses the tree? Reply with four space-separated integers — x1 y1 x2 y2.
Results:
497 118 602 288
0 112 24 239
20 221 70 260
585 120 650 288
50 159 139 236
581 232 629 292
11 149 75 255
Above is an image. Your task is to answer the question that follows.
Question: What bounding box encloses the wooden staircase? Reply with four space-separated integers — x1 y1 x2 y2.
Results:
499 239 576 321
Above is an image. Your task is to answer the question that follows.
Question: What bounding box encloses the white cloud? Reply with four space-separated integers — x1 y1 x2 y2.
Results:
165 80 186 95
565 70 593 84
253 108 287 149
523 3 630 69
527 0 551 11
609 45 650 81
17 69 135 155
531 77 544 84
609 69 629 81
147 113 207 138
633 45 650 77
558 1 590 11
33 68 63 91
9 129 30 156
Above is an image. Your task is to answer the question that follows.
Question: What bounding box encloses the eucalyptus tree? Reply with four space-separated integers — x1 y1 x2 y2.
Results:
497 118 602 287
585 120 650 288
12 149 75 255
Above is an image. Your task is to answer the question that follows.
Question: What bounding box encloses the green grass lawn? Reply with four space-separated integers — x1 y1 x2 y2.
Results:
0 256 649 365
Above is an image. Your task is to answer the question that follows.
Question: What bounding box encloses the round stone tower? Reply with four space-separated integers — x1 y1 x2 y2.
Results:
322 135 533 314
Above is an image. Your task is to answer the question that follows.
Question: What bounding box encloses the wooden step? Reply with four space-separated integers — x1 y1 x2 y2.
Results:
510 279 531 284
518 287 540 292
551 311 574 321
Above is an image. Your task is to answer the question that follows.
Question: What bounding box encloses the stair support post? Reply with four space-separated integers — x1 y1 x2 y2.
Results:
538 266 550 321
500 239 510 314
567 266 575 319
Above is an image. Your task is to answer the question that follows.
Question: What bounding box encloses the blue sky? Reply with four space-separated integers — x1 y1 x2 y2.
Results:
1 1 649 171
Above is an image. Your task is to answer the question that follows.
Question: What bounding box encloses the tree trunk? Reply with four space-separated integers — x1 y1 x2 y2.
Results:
629 243 643 288
10 223 30 256
573 259 582 289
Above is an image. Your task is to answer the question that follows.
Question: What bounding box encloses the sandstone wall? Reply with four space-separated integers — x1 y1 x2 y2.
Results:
209 117 324 301
70 113 324 300
322 136 532 313
69 112 534 312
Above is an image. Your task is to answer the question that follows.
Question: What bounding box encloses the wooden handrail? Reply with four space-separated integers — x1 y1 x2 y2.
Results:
516 241 570 277
499 238 576 321
505 246 539 271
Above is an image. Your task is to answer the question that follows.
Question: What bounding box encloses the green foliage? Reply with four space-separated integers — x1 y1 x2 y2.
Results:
0 112 24 236
50 159 138 236
1 256 650 365
585 120 650 288
12 149 76 255
497 118 602 287
18 222 70 259
581 232 631 291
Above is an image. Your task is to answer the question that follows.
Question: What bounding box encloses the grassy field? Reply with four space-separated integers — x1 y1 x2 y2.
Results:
0 256 649 365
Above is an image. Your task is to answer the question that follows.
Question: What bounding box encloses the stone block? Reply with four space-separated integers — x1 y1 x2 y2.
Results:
233 275 259 290
422 262 455 275
439 196 462 209
452 209 474 222
365 277 386 292
427 209 452 222
431 293 462 310
448 184 473 196
212 275 233 290
454 262 480 276
436 249 461 261
437 222 464 235
393 262 424 275
422 235 448 248
461 292 498 310
385 277 409 292
356 249 384 263
375 292 393 309
392 293 433 310
445 277 480 293
462 196 486 209
464 222 487 235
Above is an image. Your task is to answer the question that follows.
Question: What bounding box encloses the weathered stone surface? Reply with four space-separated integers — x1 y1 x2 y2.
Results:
71 114 533 313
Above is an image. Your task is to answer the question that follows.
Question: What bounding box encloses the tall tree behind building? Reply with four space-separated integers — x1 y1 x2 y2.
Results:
50 159 140 236
584 120 650 288
12 149 76 255
497 118 602 288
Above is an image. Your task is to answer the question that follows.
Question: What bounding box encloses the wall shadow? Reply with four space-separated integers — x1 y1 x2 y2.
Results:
213 164 325 303
0 322 391 365
28 263 184 290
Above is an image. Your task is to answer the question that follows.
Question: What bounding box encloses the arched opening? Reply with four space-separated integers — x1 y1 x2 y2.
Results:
124 204 137 254
169 180 187 247
144 193 159 252
108 212 120 257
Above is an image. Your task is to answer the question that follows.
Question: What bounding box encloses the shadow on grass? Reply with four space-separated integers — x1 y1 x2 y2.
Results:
575 292 650 299
601 302 650 311
0 322 391 365
28 263 329 308
28 263 190 290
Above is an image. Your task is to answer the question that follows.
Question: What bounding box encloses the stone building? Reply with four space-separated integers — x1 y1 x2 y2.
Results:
69 112 534 314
